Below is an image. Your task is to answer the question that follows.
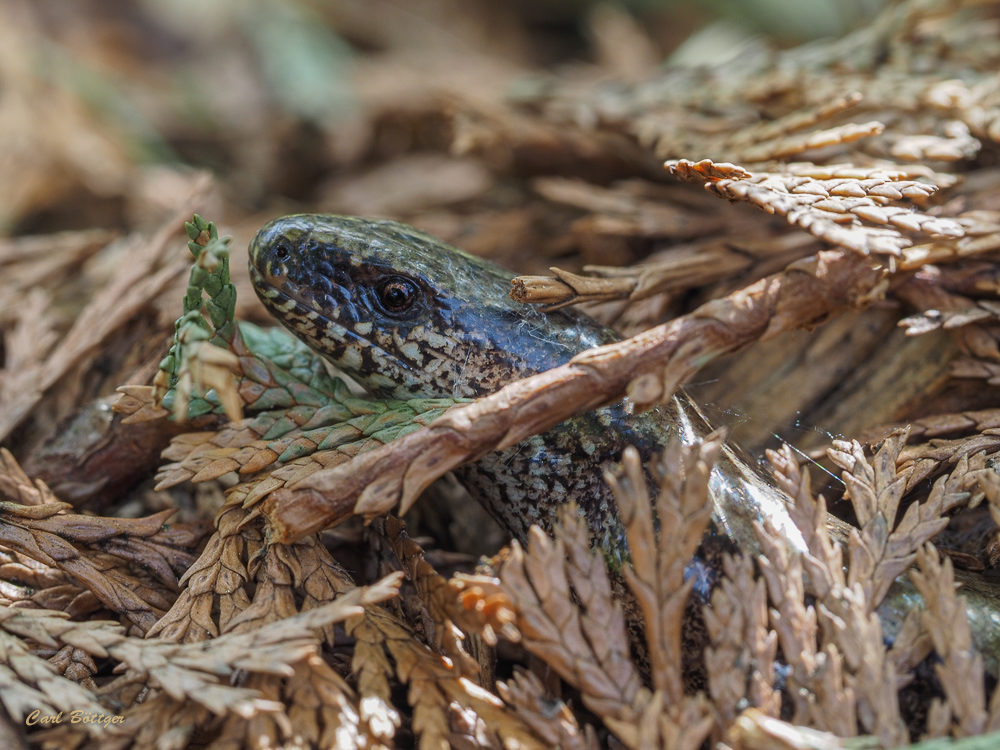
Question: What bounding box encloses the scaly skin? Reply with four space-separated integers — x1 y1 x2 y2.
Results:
248 214 1000 669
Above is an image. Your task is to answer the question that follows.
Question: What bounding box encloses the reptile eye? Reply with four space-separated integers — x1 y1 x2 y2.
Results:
375 277 419 315
273 242 292 262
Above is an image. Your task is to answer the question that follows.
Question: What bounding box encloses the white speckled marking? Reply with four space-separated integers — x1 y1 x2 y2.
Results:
337 346 362 371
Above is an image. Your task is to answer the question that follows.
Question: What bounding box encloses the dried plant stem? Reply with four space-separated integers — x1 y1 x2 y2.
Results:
263 249 884 544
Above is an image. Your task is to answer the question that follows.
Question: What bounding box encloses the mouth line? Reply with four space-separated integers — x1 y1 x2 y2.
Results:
249 263 413 374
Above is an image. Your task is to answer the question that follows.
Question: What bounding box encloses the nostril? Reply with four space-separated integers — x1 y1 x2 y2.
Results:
273 242 292 262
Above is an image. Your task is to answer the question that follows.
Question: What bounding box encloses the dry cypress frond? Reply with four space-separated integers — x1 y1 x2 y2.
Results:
952 358 1000 387
0 611 118 735
0 448 59 507
727 709 861 750
755 515 851 733
511 267 637 310
703 553 779 737
0 503 176 632
889 121 981 162
145 500 259 641
495 437 721 749
217 530 356 648
99 574 401 729
738 121 886 163
894 433 1000 492
39 577 399 748
532 177 721 240
153 390 457 493
0 454 212 635
856 408 1000 444
909 544 1000 738
498 514 643 743
830 434 969 606
168 331 242 426
284 654 397 750
763 435 982 745
441 573 519 649
379 516 485 678
0 289 58 441
447 702 502 750
975 465 1000 566
760 446 903 744
497 669 597 750
404 642 547 750
511 232 816 310
668 159 962 259
349 604 545 750
219 543 305 636
0 229 116 329
72 697 214 750
0 544 99 616
111 385 170 424
346 607 400 737
897 278 1000 362
609 439 716 704
209 654 394 750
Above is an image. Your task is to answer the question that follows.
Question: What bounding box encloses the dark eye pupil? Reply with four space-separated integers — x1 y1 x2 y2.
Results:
274 243 291 261
377 278 416 313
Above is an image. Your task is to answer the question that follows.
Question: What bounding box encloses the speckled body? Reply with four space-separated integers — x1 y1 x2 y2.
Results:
247 214 801 569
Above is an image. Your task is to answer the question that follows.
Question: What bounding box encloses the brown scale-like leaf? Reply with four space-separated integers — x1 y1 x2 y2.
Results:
668 159 963 258
910 545 999 738
497 669 597 750
703 553 779 739
146 501 258 642
609 438 716 704
47 644 98 691
499 520 643 739
379 516 484 679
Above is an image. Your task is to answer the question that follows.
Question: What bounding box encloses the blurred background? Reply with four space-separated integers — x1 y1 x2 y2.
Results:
0 0 886 237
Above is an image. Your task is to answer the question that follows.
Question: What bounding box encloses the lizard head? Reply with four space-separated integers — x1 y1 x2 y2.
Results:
249 214 612 400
